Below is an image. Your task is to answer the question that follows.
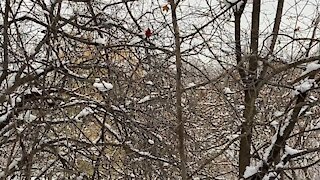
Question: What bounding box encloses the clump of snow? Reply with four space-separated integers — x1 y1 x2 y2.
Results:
93 78 113 92
263 133 278 161
279 110 293 136
95 37 106 45
24 87 42 95
293 79 315 95
0 111 11 123
125 100 132 106
146 81 154 85
137 92 158 104
262 172 277 180
227 134 239 139
279 119 289 136
28 48 36 56
237 105 245 110
223 87 235 94
275 161 284 169
270 121 279 128
111 105 121 111
285 145 302 155
309 96 318 102
298 105 308 116
138 95 151 104
273 111 284 117
148 139 154 145
186 82 196 88
5 73 17 88
243 165 259 178
14 96 22 103
0 158 21 178
163 162 169 166
305 111 313 116
18 110 37 122
16 127 24 133
301 61 320 76
74 107 94 121
273 146 303 172
137 150 150 156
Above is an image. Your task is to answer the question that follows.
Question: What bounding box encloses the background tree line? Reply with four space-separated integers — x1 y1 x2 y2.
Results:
0 0 320 179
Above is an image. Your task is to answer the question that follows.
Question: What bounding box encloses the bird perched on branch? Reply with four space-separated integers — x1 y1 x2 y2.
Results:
145 28 152 39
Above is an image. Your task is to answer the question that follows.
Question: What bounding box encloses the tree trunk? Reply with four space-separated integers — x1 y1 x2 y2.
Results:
170 1 187 179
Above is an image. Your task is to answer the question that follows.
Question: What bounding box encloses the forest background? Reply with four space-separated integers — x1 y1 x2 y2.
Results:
1 0 320 179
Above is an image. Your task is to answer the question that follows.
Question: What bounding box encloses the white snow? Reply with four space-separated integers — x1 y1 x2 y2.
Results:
186 82 196 88
16 127 24 133
285 145 302 155
95 37 106 45
262 172 277 180
279 110 293 136
137 93 159 104
0 111 10 123
18 110 37 122
263 132 278 161
129 36 142 45
275 161 284 169
223 87 235 94
298 105 308 116
237 105 245 110
146 81 154 85
24 87 42 95
273 111 284 117
152 132 163 141
64 67 87 79
148 139 154 145
309 96 318 102
111 105 121 111
125 100 132 106
305 111 313 116
270 121 279 128
243 161 264 178
138 95 151 104
227 134 239 139
301 61 320 76
0 158 20 178
293 79 315 95
6 73 17 88
105 123 121 141
31 62 45 74
243 165 259 178
136 150 150 156
279 120 289 136
163 162 169 166
74 107 94 121
93 78 113 92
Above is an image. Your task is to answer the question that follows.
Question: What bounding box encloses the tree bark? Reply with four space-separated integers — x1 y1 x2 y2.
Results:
170 1 187 179
239 0 261 177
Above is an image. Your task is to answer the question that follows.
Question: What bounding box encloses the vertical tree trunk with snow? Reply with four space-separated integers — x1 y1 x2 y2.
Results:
238 0 261 177
169 0 187 179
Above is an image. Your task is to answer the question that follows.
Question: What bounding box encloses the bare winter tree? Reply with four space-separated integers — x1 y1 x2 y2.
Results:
1 0 320 179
